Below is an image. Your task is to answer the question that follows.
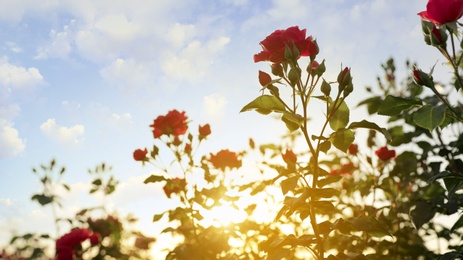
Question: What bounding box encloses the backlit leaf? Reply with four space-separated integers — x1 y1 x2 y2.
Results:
378 95 422 116
413 104 447 131
240 95 286 113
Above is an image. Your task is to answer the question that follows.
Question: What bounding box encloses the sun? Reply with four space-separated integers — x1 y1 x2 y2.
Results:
200 203 248 227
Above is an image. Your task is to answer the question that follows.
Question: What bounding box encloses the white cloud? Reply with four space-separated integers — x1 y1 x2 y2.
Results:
0 119 25 159
35 24 74 59
160 36 230 81
203 93 227 118
3 42 23 53
100 58 151 89
0 57 44 94
0 198 12 206
40 118 85 147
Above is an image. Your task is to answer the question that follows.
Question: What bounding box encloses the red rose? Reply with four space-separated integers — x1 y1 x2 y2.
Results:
56 228 94 260
209 149 242 170
418 0 463 25
348 144 358 155
254 26 318 64
375 146 396 161
163 178 187 198
282 149 297 164
133 148 148 161
198 124 211 139
89 233 100 245
150 110 188 138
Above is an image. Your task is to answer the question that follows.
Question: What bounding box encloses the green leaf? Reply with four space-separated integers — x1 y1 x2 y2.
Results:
308 187 340 198
428 171 463 183
348 120 391 142
450 214 463 233
357 96 383 114
413 104 447 131
281 176 299 195
240 95 286 113
311 201 336 214
144 175 166 184
410 201 437 229
347 215 392 237
378 95 422 116
152 213 164 222
31 194 54 206
317 175 342 188
329 100 349 131
329 129 354 152
281 112 302 132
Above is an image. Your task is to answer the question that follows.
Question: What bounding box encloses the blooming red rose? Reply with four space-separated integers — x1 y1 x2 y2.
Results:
150 110 188 138
133 148 148 161
209 149 242 170
163 177 187 198
375 146 396 161
348 144 358 155
254 26 318 64
56 228 95 260
282 149 297 164
198 124 211 139
418 0 463 25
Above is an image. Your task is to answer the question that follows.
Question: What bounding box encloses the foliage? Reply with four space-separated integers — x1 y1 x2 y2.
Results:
3 1 463 259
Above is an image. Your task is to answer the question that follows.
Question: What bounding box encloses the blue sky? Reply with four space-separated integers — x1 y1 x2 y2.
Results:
0 0 445 255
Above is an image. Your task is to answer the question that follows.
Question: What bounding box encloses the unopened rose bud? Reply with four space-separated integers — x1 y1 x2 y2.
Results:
430 26 447 47
343 82 354 97
308 60 319 76
337 67 352 91
412 66 434 88
421 20 434 36
271 63 284 77
321 79 331 96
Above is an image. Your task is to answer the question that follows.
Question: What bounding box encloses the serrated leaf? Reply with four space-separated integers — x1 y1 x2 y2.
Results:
413 104 447 131
347 215 392 237
144 175 166 184
240 95 286 113
281 176 299 195
329 100 349 131
378 95 422 116
329 129 354 152
348 120 391 142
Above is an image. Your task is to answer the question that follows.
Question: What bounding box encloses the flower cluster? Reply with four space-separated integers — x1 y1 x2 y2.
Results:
55 228 99 260
208 149 242 171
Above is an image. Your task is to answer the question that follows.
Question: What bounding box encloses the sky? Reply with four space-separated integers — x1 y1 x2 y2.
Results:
0 0 446 257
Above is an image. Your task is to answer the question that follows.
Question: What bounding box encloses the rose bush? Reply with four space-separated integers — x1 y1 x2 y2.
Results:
4 0 463 258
